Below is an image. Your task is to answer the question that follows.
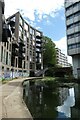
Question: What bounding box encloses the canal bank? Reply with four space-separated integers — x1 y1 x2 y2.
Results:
0 77 42 119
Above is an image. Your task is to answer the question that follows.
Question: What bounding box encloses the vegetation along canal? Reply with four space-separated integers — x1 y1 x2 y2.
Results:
23 78 80 119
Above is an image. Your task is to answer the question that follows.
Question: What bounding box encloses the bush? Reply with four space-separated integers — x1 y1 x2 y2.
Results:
45 67 54 77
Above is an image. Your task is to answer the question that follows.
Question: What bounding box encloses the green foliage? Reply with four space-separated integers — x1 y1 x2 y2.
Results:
43 36 57 68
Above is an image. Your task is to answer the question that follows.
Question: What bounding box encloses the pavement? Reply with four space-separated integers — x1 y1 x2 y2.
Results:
0 77 40 119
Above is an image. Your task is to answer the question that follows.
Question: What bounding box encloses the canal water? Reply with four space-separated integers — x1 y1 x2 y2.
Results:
23 80 80 119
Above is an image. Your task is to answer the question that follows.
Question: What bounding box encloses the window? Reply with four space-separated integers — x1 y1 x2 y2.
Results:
9 54 11 65
9 44 11 51
19 17 23 26
4 49 6 63
24 22 28 31
66 5 73 11
6 52 8 65
10 16 15 22
30 34 32 40
30 27 33 34
1 46 3 62
19 30 21 37
4 42 6 47
24 31 27 42
67 32 80 39
67 11 80 20
76 43 80 48
19 25 22 32
2 66 4 71
15 58 17 67
7 42 8 50
67 22 80 29
68 42 80 49
23 61 25 69
27 56 29 60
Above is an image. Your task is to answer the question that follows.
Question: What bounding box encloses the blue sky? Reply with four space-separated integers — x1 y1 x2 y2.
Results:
37 8 65 40
5 0 72 64
23 6 66 41
35 7 66 41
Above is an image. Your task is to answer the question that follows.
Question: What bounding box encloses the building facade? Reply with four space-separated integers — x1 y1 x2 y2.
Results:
0 12 43 80
56 48 71 67
65 0 80 78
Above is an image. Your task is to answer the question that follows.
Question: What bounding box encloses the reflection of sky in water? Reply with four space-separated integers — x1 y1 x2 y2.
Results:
57 88 75 118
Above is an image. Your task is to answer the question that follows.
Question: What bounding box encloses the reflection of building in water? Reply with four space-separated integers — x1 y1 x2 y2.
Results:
71 84 80 118
57 87 75 118
58 87 69 105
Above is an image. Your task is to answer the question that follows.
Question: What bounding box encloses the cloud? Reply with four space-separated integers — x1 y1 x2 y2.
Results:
5 0 64 21
54 36 67 55
54 36 72 64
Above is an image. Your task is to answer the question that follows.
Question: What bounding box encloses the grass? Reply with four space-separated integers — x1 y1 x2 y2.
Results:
41 76 78 83
1 77 19 84
2 78 13 84
42 77 56 81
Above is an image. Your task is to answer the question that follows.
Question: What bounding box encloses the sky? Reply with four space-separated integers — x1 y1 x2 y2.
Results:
4 0 72 64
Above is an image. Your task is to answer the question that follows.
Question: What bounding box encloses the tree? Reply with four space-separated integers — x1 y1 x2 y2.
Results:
43 36 57 68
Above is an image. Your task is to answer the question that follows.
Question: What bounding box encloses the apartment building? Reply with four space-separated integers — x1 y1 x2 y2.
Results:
56 48 71 67
0 12 43 80
65 0 80 78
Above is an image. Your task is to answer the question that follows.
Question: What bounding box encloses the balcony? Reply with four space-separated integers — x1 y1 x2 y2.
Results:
12 49 18 56
2 24 12 42
36 39 42 44
19 46 25 53
2 29 8 42
22 56 25 60
36 49 41 53
11 27 15 33
23 53 25 57
36 35 42 39
36 44 42 48
12 41 19 48
9 21 15 27
19 40 25 46
19 53 25 60
21 48 26 53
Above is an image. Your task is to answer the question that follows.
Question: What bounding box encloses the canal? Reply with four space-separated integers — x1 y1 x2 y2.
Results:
23 79 80 119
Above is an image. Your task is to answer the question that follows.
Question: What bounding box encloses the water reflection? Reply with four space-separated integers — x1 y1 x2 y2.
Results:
57 88 75 118
23 80 80 119
71 84 80 118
